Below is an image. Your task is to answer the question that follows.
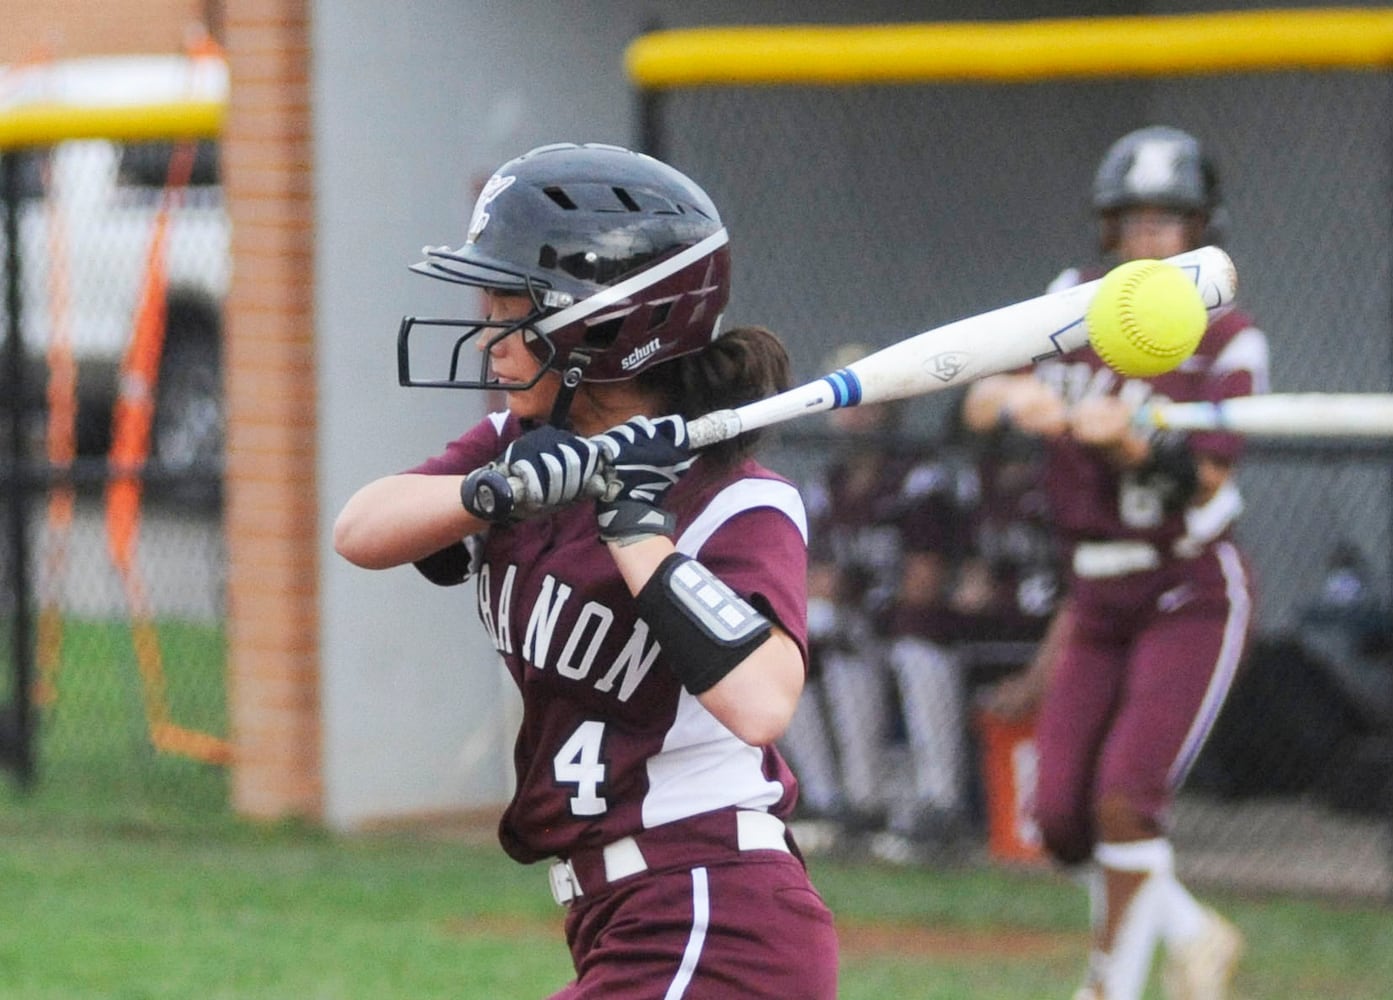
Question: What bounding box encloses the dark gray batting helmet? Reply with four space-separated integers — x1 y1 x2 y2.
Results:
1093 125 1221 216
399 142 731 390
1092 125 1225 248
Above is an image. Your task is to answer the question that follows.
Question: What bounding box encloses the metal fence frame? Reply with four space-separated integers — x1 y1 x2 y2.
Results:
0 64 225 788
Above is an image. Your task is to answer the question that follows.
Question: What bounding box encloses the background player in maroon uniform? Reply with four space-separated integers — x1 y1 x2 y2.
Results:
786 344 969 857
964 126 1268 1000
334 143 837 999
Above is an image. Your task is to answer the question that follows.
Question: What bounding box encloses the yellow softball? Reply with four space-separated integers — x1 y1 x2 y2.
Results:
1086 259 1207 378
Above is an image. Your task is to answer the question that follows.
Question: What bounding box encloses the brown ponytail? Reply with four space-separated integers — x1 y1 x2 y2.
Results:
638 325 792 469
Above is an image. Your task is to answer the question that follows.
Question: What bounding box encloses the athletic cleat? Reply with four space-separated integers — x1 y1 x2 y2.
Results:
786 818 842 857
867 830 921 866
1071 986 1103 1000
1162 906 1244 1000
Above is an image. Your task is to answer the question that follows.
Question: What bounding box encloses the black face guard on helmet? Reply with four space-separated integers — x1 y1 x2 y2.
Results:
396 143 732 413
395 295 557 393
396 228 730 390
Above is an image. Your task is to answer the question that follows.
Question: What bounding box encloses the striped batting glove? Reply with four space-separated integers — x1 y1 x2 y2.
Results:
591 416 694 543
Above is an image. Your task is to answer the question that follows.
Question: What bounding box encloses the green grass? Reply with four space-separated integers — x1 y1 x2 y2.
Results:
1 796 1389 999
0 812 572 999
816 860 1393 999
14 617 229 821
3 619 1391 997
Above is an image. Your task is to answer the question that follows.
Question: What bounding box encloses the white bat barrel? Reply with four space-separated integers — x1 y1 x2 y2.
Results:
1147 394 1393 437
497 245 1237 512
685 245 1236 449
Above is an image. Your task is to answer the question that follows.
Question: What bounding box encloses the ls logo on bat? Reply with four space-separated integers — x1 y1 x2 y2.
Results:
927 352 969 382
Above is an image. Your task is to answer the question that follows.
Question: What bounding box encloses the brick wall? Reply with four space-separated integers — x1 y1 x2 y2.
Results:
0 0 214 63
222 0 321 819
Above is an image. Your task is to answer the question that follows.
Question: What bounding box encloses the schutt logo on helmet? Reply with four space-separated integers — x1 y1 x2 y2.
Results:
620 338 664 371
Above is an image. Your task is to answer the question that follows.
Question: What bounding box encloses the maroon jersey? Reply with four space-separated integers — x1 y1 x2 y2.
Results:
410 411 808 865
1035 267 1269 555
803 448 966 629
945 434 1062 642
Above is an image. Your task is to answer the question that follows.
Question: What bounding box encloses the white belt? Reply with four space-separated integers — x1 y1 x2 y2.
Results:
547 810 790 906
548 859 586 907
1072 540 1161 579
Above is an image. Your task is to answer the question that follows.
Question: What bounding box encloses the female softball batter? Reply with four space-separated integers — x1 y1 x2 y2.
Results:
967 126 1269 1000
335 143 837 999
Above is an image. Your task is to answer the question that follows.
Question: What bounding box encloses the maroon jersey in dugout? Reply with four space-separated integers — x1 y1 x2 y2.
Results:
410 411 808 865
1036 266 1269 554
803 448 966 627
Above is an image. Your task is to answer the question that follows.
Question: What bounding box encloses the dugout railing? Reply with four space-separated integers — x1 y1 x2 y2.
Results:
627 7 1393 900
1 49 231 807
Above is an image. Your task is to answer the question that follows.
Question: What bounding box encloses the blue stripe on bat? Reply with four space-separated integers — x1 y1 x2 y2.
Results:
822 368 863 408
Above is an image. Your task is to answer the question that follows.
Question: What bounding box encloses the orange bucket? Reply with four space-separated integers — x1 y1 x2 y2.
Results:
975 709 1046 865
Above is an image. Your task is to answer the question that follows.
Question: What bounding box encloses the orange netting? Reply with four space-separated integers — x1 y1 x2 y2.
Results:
104 131 232 767
28 35 233 766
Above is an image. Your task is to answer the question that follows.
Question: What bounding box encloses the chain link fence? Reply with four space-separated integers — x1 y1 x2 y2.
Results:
2 54 229 814
637 26 1393 898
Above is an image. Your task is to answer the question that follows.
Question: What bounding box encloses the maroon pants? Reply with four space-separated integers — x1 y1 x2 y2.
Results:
549 823 837 999
1033 542 1252 865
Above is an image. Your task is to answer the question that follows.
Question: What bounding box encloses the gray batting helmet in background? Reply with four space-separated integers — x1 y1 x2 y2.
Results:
1092 125 1227 246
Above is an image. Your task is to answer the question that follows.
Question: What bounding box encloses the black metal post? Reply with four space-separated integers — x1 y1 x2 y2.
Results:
1386 85 1393 903
1 149 36 788
637 87 666 161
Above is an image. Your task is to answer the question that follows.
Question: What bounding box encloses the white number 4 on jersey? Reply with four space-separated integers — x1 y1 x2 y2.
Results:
553 720 608 816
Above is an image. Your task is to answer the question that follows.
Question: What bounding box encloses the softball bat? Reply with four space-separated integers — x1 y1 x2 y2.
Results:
476 245 1237 516
1141 393 1393 438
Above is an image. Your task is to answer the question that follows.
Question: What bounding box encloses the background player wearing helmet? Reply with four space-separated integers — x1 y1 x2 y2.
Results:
334 143 837 999
965 126 1269 1000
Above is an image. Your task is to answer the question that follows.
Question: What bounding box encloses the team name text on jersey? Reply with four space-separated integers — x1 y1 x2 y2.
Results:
476 563 663 702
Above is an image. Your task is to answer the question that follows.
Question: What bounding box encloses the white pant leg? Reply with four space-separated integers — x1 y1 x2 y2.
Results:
780 679 844 815
821 648 891 815
887 637 966 817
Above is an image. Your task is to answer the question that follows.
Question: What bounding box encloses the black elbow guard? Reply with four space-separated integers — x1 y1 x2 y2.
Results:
636 553 773 695
413 541 473 587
